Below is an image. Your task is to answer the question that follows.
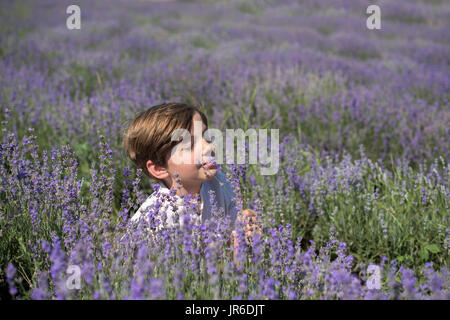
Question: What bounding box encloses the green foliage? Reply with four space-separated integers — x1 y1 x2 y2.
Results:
236 137 449 271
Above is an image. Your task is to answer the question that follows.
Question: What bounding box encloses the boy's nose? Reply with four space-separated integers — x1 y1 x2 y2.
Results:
202 138 216 156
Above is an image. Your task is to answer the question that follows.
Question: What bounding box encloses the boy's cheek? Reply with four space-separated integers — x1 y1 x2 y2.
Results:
170 149 194 166
193 144 204 163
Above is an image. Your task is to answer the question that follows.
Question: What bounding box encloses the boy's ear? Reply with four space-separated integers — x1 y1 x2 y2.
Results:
146 160 169 180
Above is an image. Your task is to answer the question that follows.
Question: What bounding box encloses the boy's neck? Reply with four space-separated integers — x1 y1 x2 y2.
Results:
175 183 202 197
163 178 203 197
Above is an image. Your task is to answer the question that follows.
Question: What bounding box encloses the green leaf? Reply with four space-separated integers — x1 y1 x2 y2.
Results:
419 248 429 261
425 244 440 254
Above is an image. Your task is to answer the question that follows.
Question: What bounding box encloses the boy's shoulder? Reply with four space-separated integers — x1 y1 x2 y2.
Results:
209 170 235 200
130 187 182 223
205 170 229 190
129 171 235 226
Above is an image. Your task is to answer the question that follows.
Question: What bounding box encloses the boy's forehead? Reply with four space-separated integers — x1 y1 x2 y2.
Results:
189 124 207 136
192 112 204 123
190 113 206 134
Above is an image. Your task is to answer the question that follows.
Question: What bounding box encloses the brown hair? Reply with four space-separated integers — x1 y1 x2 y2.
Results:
122 102 208 182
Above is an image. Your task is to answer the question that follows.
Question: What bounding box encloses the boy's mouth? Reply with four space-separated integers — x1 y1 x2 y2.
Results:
201 156 217 169
202 162 216 169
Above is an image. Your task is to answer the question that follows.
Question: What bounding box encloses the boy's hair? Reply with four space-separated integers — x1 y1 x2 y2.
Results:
122 102 208 182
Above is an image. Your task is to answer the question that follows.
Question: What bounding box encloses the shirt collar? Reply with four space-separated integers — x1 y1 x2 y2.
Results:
155 181 204 205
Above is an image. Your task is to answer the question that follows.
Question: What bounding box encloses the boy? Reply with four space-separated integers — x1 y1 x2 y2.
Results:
122 102 260 256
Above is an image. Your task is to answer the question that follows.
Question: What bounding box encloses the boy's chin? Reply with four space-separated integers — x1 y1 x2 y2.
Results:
202 168 218 179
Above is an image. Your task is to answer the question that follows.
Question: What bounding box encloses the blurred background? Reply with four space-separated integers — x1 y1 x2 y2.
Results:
0 0 449 299
1 0 448 169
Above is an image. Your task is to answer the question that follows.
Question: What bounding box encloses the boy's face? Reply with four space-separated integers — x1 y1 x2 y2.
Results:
164 112 217 189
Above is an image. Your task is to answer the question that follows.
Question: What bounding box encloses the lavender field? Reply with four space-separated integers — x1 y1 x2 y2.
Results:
0 0 449 299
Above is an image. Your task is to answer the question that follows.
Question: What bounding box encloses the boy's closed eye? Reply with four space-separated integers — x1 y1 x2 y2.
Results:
204 133 214 143
190 128 211 147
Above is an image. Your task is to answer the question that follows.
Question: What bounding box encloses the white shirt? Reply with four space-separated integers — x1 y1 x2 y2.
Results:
129 171 238 231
